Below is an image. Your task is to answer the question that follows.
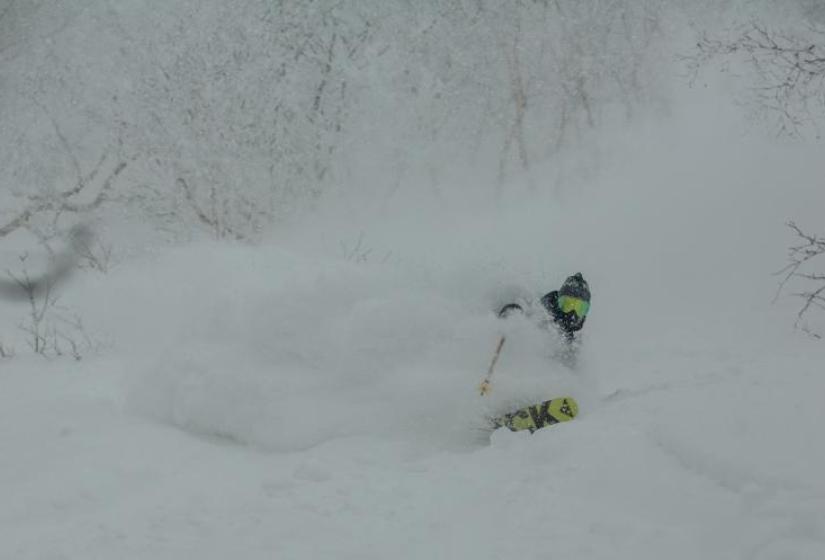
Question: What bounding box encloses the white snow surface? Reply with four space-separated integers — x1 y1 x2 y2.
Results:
3 113 825 559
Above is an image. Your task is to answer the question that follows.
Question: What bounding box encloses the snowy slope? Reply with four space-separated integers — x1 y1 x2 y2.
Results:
2 327 824 559
2 113 825 559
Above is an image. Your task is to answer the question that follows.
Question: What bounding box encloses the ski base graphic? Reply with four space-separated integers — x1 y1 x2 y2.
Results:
490 397 578 433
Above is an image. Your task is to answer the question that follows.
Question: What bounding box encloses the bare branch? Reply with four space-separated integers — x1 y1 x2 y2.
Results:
177 177 246 241
31 98 86 193
0 225 93 301
775 221 825 335
60 161 127 213
687 23 825 137
0 207 36 238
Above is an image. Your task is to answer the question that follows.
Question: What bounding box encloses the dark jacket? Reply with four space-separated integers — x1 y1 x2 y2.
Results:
540 290 586 335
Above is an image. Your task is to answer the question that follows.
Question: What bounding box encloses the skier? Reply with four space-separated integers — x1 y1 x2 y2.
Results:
485 273 591 433
497 272 591 344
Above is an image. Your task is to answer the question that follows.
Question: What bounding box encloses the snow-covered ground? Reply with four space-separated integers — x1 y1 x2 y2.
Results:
3 111 825 559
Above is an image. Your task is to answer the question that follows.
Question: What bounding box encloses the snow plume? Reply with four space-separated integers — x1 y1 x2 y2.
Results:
103 242 582 453
68 94 825 456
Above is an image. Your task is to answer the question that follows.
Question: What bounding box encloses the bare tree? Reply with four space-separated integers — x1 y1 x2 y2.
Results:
685 21 825 336
0 125 121 296
3 0 677 240
497 24 533 192
7 253 58 354
0 99 127 242
776 221 825 337
2 247 98 359
72 229 114 274
687 22 825 136
0 225 92 301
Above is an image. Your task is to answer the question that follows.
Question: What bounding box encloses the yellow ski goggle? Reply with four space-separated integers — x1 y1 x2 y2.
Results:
559 295 590 318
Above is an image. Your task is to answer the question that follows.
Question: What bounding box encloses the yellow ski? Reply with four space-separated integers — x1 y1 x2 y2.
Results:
490 397 578 433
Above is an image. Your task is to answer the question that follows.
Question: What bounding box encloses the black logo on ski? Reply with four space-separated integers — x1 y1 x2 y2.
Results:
527 401 560 431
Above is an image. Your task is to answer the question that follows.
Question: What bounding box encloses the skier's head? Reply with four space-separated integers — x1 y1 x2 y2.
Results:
557 273 590 323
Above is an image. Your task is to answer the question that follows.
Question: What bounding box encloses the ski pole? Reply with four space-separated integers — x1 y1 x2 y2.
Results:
479 335 506 396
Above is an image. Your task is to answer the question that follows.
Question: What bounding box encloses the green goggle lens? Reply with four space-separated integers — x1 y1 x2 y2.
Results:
559 295 590 318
